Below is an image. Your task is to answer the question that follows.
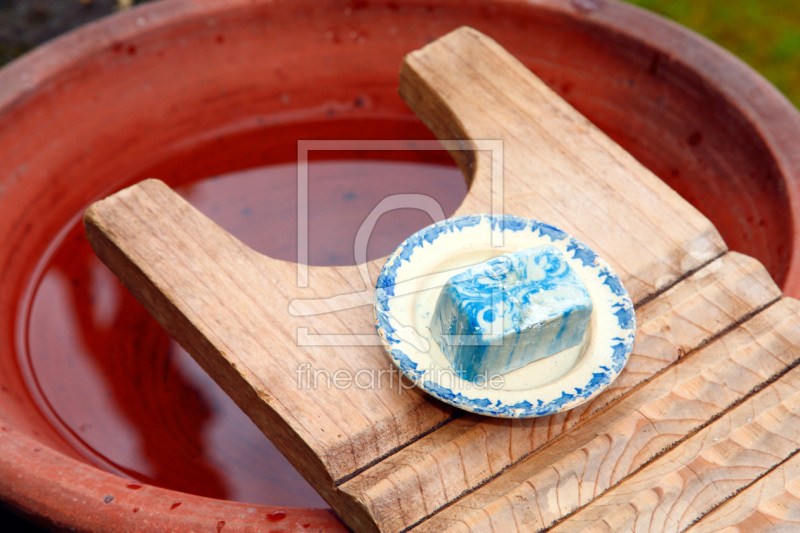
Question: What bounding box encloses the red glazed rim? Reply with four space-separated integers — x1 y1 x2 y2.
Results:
1 0 799 530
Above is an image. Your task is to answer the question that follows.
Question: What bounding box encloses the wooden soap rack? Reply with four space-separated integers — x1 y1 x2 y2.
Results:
84 27 800 532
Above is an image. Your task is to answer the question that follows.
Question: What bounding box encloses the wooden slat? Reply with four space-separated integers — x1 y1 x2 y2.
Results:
547 339 800 532
686 450 800 532
538 300 800 533
412 297 800 532
337 252 779 532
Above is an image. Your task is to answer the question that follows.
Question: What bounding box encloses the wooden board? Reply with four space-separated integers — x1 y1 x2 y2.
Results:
83 27 800 532
549 334 800 532
685 450 800 532
400 28 725 303
339 252 779 532
414 297 800 532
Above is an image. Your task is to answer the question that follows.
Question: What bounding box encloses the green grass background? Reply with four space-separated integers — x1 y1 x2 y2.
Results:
622 0 800 108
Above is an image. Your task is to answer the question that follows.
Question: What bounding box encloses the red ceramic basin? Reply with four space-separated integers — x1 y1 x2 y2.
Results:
1 0 799 530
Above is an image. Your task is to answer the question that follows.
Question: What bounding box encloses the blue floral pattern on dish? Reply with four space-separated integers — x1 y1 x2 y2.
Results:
374 214 637 418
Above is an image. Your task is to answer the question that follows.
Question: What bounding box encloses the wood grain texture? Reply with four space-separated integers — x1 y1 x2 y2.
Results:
553 350 800 531
686 450 800 532
547 324 800 533
400 27 726 303
338 252 779 532
413 297 800 532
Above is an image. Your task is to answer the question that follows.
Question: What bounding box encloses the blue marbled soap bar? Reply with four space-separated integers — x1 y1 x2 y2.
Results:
430 245 593 382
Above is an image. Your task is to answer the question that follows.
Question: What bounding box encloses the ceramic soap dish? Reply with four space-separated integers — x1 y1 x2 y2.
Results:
374 214 636 418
